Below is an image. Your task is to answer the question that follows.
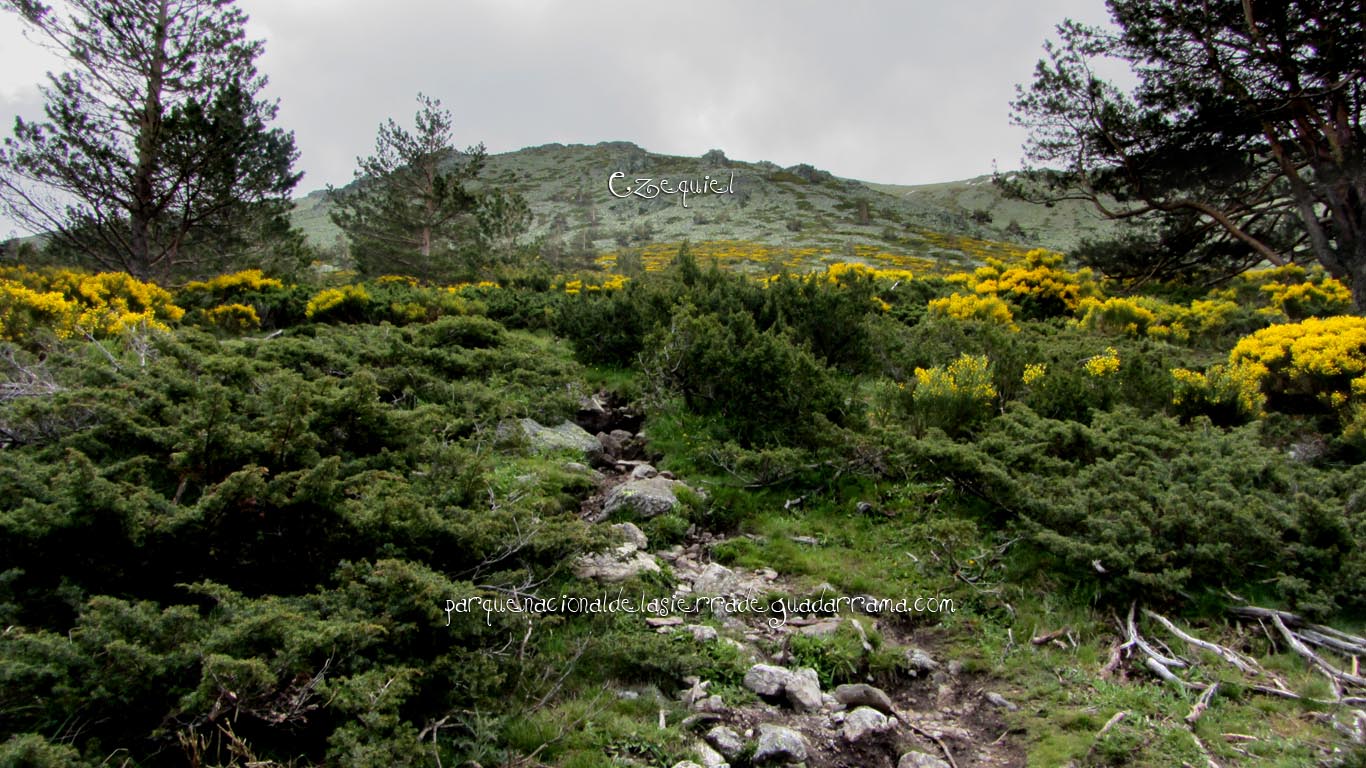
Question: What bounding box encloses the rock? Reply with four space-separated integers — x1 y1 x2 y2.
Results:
572 550 660 582
597 431 623 459
602 476 683 519
785 667 823 713
575 395 612 434
842 706 891 743
705 725 746 759
797 619 843 637
898 751 951 768
691 563 739 595
685 624 718 642
753 723 807 764
647 616 684 628
694 739 729 767
613 522 649 552
671 762 705 768
515 418 601 456
983 691 1019 711
905 647 940 674
695 694 728 714
631 463 659 480
834 683 895 715
743 664 790 697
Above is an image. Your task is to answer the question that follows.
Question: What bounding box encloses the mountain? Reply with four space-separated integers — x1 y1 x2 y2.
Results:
290 141 1120 268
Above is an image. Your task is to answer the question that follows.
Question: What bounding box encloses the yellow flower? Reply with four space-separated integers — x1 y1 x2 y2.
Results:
1083 347 1120 378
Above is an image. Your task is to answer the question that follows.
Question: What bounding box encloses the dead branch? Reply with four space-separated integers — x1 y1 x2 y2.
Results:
1186 683 1219 724
1143 609 1263 676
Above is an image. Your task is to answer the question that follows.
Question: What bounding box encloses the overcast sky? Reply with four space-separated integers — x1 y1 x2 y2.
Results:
1 0 1119 237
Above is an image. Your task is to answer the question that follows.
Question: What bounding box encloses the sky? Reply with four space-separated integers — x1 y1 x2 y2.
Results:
0 0 1120 238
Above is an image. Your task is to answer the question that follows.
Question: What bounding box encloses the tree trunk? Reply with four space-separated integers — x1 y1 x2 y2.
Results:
128 0 170 280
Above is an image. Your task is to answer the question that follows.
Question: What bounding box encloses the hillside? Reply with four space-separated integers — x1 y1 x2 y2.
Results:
290 142 1120 266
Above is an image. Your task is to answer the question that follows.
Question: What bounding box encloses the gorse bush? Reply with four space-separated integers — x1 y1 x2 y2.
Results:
0 266 184 342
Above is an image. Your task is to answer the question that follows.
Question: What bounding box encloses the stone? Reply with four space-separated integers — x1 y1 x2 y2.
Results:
905 647 940 674
694 740 729 768
743 664 791 697
613 522 649 552
898 751 951 768
695 694 728 713
842 706 891 743
685 624 719 642
785 667 823 713
602 476 682 519
834 683 895 715
797 619 842 637
631 463 659 479
515 418 601 456
597 431 623 459
983 691 1019 711
753 723 807 764
704 725 746 759
671 762 705 768
572 550 660 582
691 563 739 596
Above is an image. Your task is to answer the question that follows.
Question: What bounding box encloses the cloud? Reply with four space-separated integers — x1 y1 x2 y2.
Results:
3 0 1120 217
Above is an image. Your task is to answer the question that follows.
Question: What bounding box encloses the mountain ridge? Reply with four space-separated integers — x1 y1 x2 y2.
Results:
290 141 1119 265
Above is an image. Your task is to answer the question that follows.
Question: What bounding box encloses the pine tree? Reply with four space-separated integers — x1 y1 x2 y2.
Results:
1009 1 1366 309
0 0 302 281
328 94 529 281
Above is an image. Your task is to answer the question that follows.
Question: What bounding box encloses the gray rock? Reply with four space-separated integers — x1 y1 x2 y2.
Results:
797 619 843 637
983 691 1019 711
834 683 895 715
743 663 790 697
694 739 729 767
704 725 746 759
754 723 807 764
785 667 823 713
898 751 951 768
905 647 940 674
516 418 601 456
685 624 719 642
671 762 705 768
572 550 660 582
613 522 649 552
631 463 659 479
603 476 682 519
597 430 623 459
695 694 728 713
842 706 891 743
691 563 739 595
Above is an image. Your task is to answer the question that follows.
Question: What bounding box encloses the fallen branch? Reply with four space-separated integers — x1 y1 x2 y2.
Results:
1144 609 1263 676
1186 683 1219 724
1271 614 1366 690
907 721 960 768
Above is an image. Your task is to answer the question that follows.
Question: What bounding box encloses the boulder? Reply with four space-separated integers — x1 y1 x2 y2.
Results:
905 647 940 674
742 664 790 697
572 550 660 583
753 724 807 764
631 463 659 479
603 476 683 519
514 418 601 457
613 522 649 552
694 739 729 767
704 725 746 759
898 752 951 768
784 667 823 713
841 706 891 743
834 683 895 715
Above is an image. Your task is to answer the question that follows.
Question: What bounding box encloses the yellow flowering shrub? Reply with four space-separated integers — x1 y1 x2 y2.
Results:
180 269 285 299
958 248 1099 318
914 354 997 402
305 284 370 321
927 292 1017 330
1169 364 1264 419
203 303 262 333
1214 265 1353 321
1225 316 1366 421
1022 362 1047 386
0 266 182 342
1083 347 1121 378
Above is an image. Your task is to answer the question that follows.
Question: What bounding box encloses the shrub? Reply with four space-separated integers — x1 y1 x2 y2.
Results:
927 292 1017 330
305 284 370 322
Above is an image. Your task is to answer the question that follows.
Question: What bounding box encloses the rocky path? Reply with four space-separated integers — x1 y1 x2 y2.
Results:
525 395 1025 768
